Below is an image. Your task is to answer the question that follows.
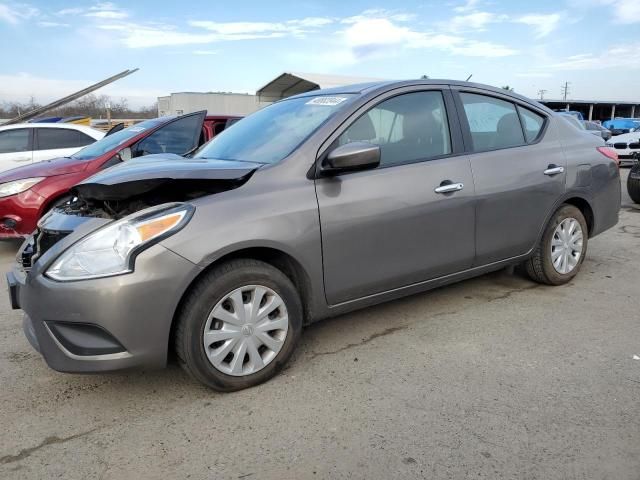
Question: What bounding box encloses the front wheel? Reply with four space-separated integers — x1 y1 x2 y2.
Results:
628 162 640 204
174 259 302 391
525 205 588 285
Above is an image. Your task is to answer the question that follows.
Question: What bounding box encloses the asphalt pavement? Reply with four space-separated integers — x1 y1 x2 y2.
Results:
1 169 638 479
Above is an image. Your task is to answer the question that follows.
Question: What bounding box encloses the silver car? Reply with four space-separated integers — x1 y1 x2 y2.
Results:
8 80 621 391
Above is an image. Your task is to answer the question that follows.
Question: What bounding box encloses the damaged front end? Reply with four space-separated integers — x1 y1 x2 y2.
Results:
21 156 262 271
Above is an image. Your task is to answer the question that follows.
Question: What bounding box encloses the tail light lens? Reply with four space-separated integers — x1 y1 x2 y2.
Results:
596 146 619 166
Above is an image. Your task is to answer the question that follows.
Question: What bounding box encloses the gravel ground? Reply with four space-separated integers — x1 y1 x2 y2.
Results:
0 170 638 480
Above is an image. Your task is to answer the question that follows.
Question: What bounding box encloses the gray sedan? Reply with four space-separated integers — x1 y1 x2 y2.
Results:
8 80 621 391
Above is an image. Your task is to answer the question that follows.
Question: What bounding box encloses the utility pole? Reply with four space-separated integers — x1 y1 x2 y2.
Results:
538 89 547 100
561 82 571 101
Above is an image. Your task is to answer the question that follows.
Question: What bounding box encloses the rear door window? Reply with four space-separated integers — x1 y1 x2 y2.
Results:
0 129 30 154
35 128 95 150
517 107 546 143
338 91 452 167
460 93 525 151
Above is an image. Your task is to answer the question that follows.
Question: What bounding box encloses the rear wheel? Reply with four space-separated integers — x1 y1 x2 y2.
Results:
628 162 640 204
174 259 302 391
525 205 588 285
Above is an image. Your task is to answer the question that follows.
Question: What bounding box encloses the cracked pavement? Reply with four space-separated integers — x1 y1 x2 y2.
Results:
1 170 639 479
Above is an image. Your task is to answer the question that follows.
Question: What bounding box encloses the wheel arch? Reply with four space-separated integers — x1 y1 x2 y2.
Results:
39 190 72 217
168 245 315 359
535 192 595 248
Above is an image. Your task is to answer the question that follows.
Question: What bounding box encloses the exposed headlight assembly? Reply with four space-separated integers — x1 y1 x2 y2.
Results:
0 177 45 198
46 203 193 281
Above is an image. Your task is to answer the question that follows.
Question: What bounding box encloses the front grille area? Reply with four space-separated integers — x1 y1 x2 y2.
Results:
21 228 71 269
613 142 628 149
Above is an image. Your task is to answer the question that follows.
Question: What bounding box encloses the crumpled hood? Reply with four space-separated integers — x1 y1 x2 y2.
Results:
79 153 263 185
0 156 89 183
72 153 263 202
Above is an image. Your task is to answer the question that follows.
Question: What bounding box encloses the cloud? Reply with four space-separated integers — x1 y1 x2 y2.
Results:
548 44 640 70
0 3 38 24
192 50 218 55
56 7 83 16
37 20 70 27
84 2 128 20
514 13 562 38
100 15 333 48
575 0 640 24
448 11 508 32
453 0 481 13
515 72 553 78
340 16 517 60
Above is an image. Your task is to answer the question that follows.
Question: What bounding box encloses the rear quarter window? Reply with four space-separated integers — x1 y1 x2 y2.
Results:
517 107 546 143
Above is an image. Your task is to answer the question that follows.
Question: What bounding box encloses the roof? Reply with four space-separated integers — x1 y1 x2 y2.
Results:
0 122 105 137
256 72 384 102
542 99 640 105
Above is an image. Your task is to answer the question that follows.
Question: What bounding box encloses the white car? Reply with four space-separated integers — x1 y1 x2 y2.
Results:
0 123 105 173
605 127 640 166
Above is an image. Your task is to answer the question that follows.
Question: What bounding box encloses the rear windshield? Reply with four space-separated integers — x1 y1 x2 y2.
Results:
71 118 168 160
194 94 356 164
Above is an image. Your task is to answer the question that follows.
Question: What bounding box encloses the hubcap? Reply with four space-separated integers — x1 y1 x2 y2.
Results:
203 285 289 376
551 218 583 274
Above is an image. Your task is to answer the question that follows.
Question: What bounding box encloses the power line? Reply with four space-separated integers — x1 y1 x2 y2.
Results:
538 89 548 100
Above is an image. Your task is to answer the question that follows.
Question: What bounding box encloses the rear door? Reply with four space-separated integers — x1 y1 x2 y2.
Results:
133 111 207 157
453 88 566 265
0 128 32 172
316 87 476 305
33 127 96 162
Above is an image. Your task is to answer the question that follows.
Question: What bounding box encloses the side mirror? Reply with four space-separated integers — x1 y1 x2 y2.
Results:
118 147 132 161
322 142 380 174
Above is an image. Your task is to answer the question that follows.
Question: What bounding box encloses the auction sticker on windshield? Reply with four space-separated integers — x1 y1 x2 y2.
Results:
306 97 349 106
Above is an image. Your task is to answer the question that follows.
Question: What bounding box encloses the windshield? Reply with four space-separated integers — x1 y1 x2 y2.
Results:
71 118 169 160
194 94 356 164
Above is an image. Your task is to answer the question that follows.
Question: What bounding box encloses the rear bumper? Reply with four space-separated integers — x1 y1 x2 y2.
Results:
11 243 202 373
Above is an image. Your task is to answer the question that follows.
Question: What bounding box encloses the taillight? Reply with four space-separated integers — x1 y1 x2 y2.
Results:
596 146 619 166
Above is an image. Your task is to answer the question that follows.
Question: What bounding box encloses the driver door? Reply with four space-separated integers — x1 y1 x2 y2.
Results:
315 88 476 305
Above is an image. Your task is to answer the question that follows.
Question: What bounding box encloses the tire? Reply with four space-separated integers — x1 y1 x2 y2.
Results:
628 162 640 204
174 259 302 391
525 205 588 286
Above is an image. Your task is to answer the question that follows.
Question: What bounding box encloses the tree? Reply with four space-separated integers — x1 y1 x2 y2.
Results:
501 85 515 91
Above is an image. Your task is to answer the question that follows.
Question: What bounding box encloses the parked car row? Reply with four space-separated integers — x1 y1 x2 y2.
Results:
6 79 622 391
603 118 640 136
605 127 640 166
0 123 104 173
0 113 239 238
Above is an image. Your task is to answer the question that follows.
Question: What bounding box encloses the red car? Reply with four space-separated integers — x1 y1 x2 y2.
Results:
0 112 240 238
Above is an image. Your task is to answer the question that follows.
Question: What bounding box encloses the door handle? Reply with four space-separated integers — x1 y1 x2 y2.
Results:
434 182 464 194
543 165 565 176
14 157 31 162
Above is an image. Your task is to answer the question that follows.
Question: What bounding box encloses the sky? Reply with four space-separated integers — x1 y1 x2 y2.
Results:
1 0 639 108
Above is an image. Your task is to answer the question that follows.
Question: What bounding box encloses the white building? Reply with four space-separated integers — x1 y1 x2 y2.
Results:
157 92 265 117
157 72 382 117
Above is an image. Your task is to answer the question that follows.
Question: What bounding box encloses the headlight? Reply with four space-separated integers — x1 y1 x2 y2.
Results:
46 203 193 281
0 177 45 198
